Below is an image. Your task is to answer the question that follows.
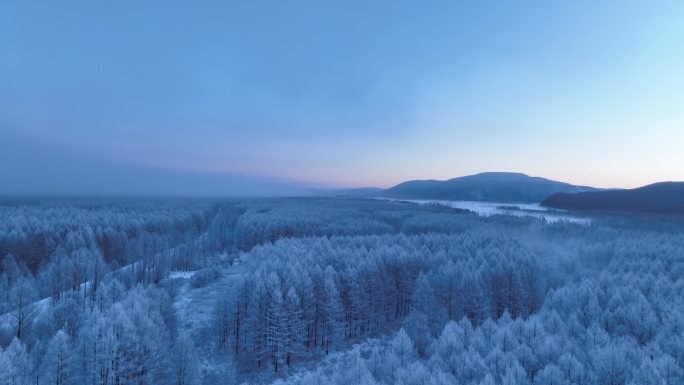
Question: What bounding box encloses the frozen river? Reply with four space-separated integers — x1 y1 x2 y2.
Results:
387 199 591 224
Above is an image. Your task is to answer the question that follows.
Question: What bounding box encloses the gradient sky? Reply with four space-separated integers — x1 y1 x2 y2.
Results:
1 0 683 195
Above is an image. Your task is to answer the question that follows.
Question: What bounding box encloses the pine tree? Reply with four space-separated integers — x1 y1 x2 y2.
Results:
321 268 343 354
9 276 38 340
389 328 415 367
3 338 31 385
266 282 287 372
42 330 74 385
285 287 304 366
173 333 201 385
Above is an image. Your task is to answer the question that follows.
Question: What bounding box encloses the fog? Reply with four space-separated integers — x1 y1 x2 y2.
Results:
0 131 306 197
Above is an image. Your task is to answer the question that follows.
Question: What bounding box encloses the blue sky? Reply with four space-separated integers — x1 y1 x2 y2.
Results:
1 0 683 194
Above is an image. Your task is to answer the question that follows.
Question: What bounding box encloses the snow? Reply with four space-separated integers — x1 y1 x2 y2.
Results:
384 198 591 224
169 271 196 280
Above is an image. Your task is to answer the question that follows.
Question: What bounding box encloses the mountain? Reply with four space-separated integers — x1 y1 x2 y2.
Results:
380 172 597 203
542 182 684 214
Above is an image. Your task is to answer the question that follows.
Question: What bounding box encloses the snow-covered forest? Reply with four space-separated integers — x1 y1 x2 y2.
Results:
0 197 683 385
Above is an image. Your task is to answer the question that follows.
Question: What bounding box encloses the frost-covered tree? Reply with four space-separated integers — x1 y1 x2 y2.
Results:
9 276 38 340
42 330 75 385
173 333 201 385
389 328 415 369
1 338 31 385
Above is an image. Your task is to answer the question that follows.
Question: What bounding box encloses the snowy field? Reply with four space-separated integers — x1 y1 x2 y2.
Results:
381 198 591 224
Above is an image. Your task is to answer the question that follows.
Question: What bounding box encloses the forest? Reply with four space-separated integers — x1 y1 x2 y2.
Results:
0 197 682 385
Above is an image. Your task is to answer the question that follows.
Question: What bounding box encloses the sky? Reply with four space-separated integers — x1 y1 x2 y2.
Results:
1 0 683 195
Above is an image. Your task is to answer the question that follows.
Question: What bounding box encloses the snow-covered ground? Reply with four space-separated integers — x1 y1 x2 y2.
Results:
383 198 591 224
167 262 247 381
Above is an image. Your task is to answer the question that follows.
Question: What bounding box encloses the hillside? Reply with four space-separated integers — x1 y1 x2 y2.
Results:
380 172 596 202
542 181 684 214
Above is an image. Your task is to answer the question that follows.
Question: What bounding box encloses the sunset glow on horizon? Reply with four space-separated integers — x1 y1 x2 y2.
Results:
2 0 683 195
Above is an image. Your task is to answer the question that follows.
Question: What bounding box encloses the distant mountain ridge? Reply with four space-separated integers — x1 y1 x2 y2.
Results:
380 172 597 203
542 182 684 214
308 187 384 197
